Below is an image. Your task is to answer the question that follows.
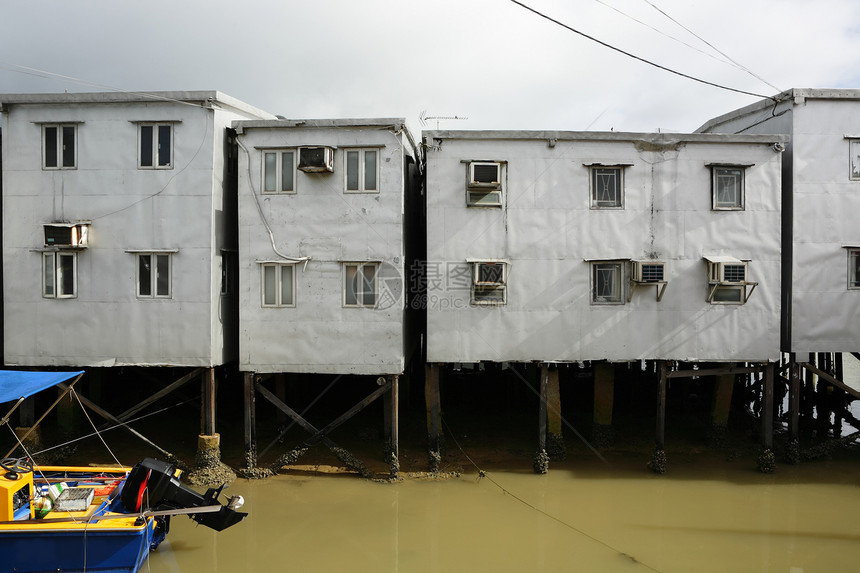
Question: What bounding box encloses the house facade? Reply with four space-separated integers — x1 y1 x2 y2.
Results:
699 88 860 355
423 130 787 364
233 119 420 375
0 91 274 367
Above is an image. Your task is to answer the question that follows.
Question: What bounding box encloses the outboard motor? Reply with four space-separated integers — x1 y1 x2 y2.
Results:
122 458 247 532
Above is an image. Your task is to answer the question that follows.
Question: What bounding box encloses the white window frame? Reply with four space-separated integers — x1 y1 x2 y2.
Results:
138 123 174 169
466 161 504 207
42 124 77 170
135 252 172 298
590 166 624 209
260 262 296 307
262 149 296 194
849 139 860 181
42 251 77 299
710 165 746 210
469 260 507 306
343 262 378 308
848 248 860 290
344 148 379 193
590 260 625 305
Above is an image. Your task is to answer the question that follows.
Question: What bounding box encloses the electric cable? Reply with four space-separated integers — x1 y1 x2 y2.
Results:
508 0 776 100
640 0 782 93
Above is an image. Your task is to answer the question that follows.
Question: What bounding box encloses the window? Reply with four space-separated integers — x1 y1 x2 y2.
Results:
470 261 507 305
849 249 860 289
261 263 295 307
466 161 503 207
42 252 76 298
139 123 173 168
591 261 624 304
263 150 295 193
711 165 745 210
345 149 378 192
43 124 76 169
137 253 171 298
343 263 377 307
590 167 624 209
704 256 756 304
850 139 860 181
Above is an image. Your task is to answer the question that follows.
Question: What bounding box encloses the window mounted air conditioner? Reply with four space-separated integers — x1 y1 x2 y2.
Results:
473 261 506 286
44 223 89 248
468 162 501 189
632 261 665 283
719 262 747 284
297 146 334 173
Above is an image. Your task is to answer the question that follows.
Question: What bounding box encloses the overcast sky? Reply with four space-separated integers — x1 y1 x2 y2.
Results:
2 0 859 134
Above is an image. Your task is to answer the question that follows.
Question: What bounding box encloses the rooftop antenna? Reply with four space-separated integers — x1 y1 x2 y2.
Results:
419 110 468 129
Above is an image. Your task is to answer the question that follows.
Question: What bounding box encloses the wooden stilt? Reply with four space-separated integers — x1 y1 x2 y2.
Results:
425 363 441 472
202 368 216 436
243 372 257 471
788 359 801 464
534 364 549 474
757 362 776 473
648 360 668 474
593 362 615 448
385 375 400 477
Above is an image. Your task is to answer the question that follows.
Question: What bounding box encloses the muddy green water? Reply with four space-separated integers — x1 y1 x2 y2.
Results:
147 457 860 573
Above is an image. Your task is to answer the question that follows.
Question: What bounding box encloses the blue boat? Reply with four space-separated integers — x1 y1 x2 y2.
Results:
0 371 247 573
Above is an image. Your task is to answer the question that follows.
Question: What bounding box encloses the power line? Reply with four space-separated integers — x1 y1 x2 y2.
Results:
508 0 776 100
0 61 206 108
639 0 782 93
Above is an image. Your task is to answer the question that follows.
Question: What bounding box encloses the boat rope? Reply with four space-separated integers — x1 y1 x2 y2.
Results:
30 396 199 457
440 414 663 573
72 388 124 469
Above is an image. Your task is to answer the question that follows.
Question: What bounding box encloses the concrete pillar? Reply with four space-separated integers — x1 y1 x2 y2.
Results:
545 366 565 460
709 373 734 447
243 372 257 472
593 362 615 448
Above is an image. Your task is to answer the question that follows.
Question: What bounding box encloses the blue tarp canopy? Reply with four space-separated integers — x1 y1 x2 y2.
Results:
0 370 85 404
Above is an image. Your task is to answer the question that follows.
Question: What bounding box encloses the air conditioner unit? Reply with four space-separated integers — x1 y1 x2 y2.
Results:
473 261 506 286
297 146 334 173
44 223 89 248
468 162 501 189
632 261 665 283
719 262 747 284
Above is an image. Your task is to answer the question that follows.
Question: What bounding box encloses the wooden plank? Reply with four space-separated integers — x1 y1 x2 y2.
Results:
56 383 182 465
299 380 392 447
667 365 764 379
389 375 399 460
109 367 203 425
800 362 860 401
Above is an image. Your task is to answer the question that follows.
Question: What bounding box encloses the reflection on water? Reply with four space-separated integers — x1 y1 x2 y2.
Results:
148 455 860 573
